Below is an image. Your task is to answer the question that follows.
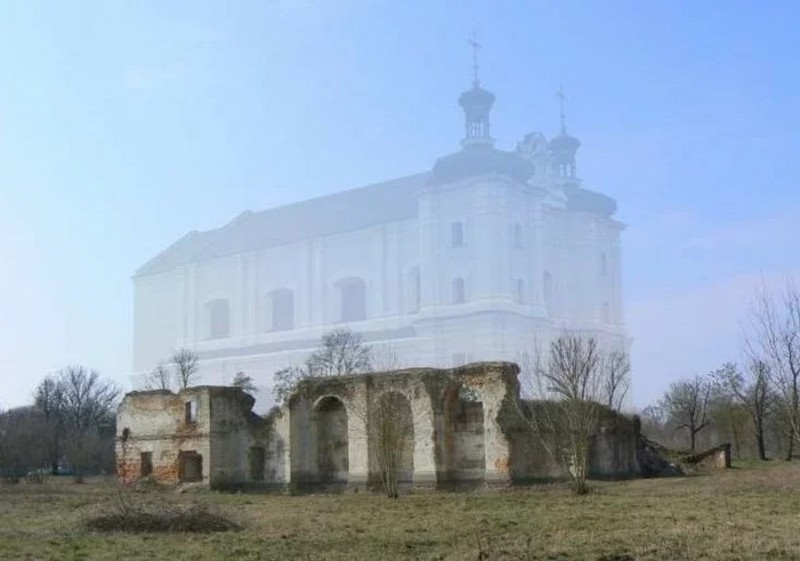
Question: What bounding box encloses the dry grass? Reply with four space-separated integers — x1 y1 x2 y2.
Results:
1 462 800 560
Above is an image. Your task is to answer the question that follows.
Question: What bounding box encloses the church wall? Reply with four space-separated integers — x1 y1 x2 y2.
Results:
132 270 185 372
132 177 627 409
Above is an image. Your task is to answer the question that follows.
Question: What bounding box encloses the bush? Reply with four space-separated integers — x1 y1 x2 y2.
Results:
85 502 240 533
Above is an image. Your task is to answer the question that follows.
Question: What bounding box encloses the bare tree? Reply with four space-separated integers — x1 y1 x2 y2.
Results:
271 328 371 404
518 334 606 495
171 349 200 390
34 376 66 473
307 328 371 377
659 375 711 453
34 366 118 479
368 392 414 499
146 361 172 391
602 348 631 412
58 366 119 479
272 365 310 405
713 361 773 461
0 405 52 481
232 371 258 396
746 280 800 460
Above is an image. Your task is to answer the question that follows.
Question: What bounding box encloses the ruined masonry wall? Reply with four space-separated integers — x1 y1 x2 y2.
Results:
116 390 212 484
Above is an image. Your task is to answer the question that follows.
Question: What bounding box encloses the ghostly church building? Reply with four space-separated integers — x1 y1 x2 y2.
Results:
132 76 626 402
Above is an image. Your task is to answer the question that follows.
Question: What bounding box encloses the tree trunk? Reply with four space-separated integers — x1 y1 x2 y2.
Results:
754 416 767 461
786 428 795 461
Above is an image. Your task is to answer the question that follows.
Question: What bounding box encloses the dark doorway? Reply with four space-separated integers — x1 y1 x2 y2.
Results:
178 451 203 482
249 446 265 481
316 396 349 482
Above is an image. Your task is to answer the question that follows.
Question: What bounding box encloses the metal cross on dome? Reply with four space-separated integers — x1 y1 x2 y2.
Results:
557 85 567 133
469 32 481 86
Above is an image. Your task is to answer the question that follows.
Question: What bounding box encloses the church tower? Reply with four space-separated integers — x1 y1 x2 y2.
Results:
550 87 581 183
458 37 495 148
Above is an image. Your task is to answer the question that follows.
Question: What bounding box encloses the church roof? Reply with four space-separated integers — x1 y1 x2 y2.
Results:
429 145 535 185
135 164 617 278
567 187 617 216
134 173 429 277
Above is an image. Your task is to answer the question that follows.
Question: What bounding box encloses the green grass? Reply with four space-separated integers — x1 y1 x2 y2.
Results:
1 463 800 560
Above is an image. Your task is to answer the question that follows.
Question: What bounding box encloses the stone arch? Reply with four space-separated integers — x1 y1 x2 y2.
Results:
369 391 415 484
314 395 349 483
441 384 485 482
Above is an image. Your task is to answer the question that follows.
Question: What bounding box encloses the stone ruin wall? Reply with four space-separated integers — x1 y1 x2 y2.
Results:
116 389 213 485
116 362 641 490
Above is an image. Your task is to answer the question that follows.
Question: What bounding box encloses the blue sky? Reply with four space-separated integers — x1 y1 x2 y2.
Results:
0 1 798 408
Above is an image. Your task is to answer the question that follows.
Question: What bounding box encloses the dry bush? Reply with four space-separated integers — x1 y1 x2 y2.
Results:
84 488 240 533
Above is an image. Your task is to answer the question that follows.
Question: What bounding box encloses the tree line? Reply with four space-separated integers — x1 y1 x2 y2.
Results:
0 366 118 481
642 279 800 461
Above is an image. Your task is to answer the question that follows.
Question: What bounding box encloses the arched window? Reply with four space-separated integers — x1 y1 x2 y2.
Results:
451 221 464 247
543 271 553 314
408 266 420 314
206 299 229 339
269 289 294 331
452 278 465 304
339 277 366 322
600 253 608 276
515 278 525 304
513 222 523 249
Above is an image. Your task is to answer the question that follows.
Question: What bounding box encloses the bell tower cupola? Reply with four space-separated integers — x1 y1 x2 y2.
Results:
549 86 581 181
458 34 495 148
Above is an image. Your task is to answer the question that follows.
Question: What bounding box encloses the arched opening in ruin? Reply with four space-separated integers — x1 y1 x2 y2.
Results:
442 385 485 481
370 391 415 485
315 396 349 483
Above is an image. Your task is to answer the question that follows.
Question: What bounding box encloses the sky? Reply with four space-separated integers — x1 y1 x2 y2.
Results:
0 1 798 409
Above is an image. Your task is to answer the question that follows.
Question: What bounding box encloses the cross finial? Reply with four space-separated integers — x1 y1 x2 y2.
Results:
556 85 567 134
469 32 481 86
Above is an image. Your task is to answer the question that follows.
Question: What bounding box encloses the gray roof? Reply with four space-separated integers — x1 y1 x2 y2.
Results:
134 173 429 277
135 159 618 278
429 145 535 185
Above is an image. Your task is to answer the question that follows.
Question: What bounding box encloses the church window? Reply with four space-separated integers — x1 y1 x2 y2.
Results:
269 289 294 331
600 253 608 276
206 299 230 339
408 266 420 314
543 271 553 314
513 223 523 248
452 278 465 304
451 222 464 247
339 277 366 322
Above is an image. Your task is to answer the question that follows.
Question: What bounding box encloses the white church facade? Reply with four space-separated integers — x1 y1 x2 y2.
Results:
132 77 626 402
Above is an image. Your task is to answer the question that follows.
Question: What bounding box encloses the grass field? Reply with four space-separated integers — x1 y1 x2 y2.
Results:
1 462 800 561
